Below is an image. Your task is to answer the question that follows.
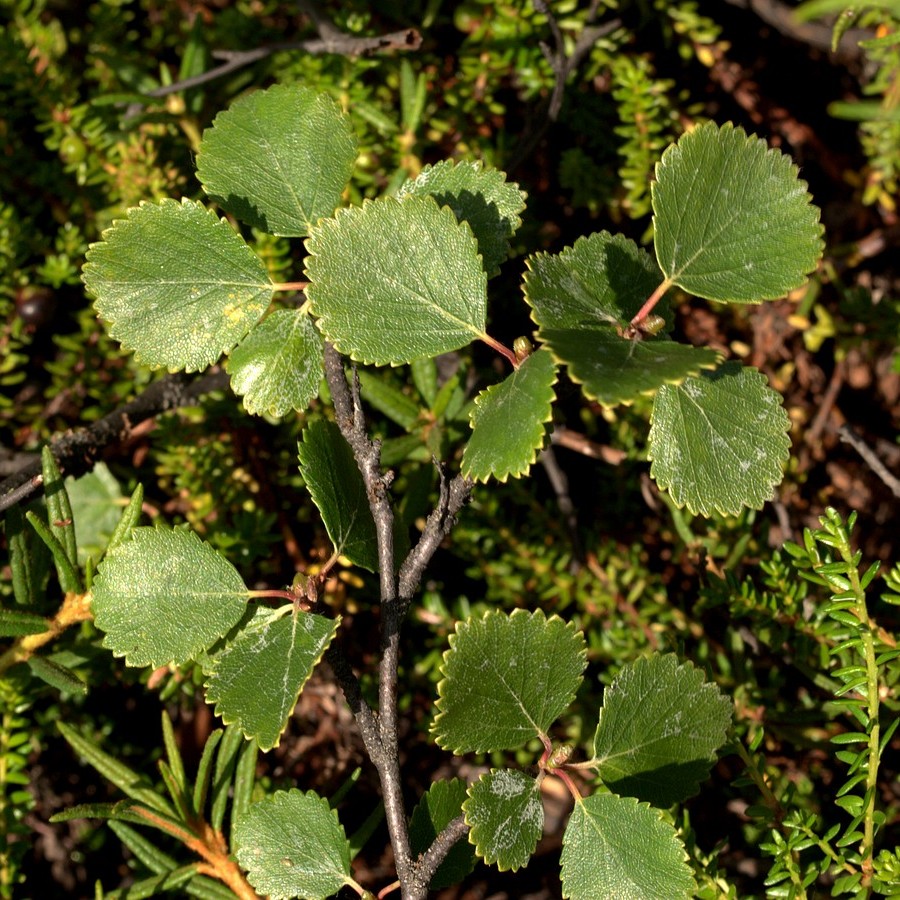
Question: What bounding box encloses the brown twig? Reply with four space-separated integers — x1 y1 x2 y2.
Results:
128 3 421 108
838 425 900 499
0 370 230 514
508 1 621 173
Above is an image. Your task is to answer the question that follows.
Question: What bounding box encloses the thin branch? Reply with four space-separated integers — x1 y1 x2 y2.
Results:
538 444 584 569
397 466 472 609
322 345 417 894
839 425 900 499
508 3 620 173
130 5 420 106
0 370 230 514
411 815 469 888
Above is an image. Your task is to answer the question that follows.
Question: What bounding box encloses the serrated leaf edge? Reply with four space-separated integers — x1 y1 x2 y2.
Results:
431 608 587 754
462 349 558 484
204 608 340 750
646 364 792 516
304 194 488 367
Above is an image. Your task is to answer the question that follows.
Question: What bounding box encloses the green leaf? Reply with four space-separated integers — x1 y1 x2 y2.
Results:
432 609 587 753
357 369 422 431
205 605 339 751
57 722 174 815
226 309 323 416
524 232 668 331
560 793 696 900
398 159 526 276
27 655 87 694
107 484 144 554
65 462 124 564
408 778 476 889
0 609 49 637
652 121 824 302
523 232 718 405
83 198 273 372
196 83 357 236
42 446 77 569
462 347 557 482
538 329 720 408
25 510 81 594
297 420 379 571
592 654 732 806
464 769 543 872
91 527 248 667
648 363 792 516
305 195 487 365
233 789 352 900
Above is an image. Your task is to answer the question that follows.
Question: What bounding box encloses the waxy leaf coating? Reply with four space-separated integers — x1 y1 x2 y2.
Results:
462 347 557 482
561 793 696 900
649 362 791 516
234 789 351 900
197 83 357 236
91 527 248 668
83 199 272 372
653 121 824 302
592 654 733 806
464 769 543 871
432 609 586 753
206 605 339 750
305 195 488 365
226 308 323 416
398 159 526 276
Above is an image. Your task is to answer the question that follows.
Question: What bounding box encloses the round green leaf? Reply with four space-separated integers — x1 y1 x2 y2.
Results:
592 654 733 806
196 83 357 236
653 121 824 302
432 609 587 754
539 329 720 408
226 309 323 416
83 199 273 372
408 778 476 889
398 159 526 276
463 769 543 871
305 195 488 365
462 347 557 483
234 789 352 900
524 232 666 330
649 362 792 516
206 606 339 751
561 793 696 900
91 527 248 667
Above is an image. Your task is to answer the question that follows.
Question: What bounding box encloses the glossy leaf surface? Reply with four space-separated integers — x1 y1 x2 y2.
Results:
206 606 339 750
592 654 733 806
462 348 557 482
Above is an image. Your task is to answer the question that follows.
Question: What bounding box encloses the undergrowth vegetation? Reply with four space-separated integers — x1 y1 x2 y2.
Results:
1 1 898 898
